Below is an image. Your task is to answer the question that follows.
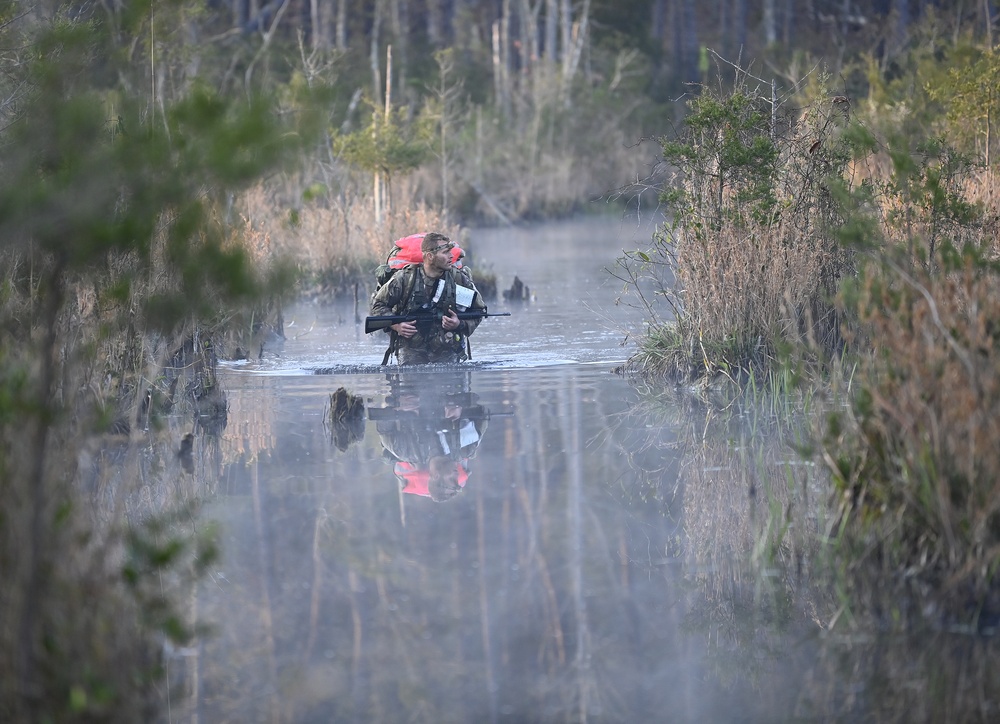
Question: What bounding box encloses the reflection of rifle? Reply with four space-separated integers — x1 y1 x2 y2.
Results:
367 404 516 422
364 310 511 335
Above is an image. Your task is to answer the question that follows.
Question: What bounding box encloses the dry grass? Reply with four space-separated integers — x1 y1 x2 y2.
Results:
623 86 855 386
628 217 846 386
677 220 842 373
824 253 1000 614
237 182 463 301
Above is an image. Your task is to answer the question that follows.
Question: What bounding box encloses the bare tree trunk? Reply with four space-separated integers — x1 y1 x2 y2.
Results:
545 0 558 61
559 0 590 106
502 0 512 107
718 0 728 58
783 0 794 45
244 0 291 89
18 259 66 715
250 459 280 722
987 84 993 167
476 483 499 722
383 44 393 218
307 0 335 51
336 0 347 50
493 12 511 119
347 567 365 711
650 0 666 43
389 0 408 99
232 0 248 28
441 0 456 44
522 0 544 111
475 105 483 185
672 0 685 82
427 0 442 44
319 0 334 50
434 52 456 224
187 583 202 723
985 0 995 47
521 0 540 73
492 22 502 112
682 0 698 83
735 0 747 55
763 0 776 45
305 508 327 657
369 5 385 226
563 370 595 719
370 0 383 102
373 113 382 226
371 42 393 227
893 0 910 54
560 0 571 62
310 0 320 51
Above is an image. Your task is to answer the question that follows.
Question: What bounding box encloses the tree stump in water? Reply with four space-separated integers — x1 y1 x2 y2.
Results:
502 275 531 303
329 387 365 451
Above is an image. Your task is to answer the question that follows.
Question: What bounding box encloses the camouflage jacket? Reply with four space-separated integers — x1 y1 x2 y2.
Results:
370 265 486 362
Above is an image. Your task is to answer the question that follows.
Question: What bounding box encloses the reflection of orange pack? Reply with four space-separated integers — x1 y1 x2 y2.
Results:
393 460 469 497
387 233 464 270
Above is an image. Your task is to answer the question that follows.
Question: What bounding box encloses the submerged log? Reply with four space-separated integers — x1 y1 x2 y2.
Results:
329 387 366 451
502 275 531 303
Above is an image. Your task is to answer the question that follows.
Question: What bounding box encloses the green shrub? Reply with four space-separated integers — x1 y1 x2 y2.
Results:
617 70 856 385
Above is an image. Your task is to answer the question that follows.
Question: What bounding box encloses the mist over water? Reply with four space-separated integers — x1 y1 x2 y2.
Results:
171 216 999 723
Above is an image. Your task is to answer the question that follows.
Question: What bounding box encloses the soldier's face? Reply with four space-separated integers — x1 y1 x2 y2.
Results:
427 243 454 272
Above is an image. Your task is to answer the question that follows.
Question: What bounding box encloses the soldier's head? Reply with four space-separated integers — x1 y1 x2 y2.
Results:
421 232 452 254
421 233 456 275
427 455 463 502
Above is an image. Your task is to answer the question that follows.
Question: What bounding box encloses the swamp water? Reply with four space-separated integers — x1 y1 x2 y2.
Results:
162 217 998 723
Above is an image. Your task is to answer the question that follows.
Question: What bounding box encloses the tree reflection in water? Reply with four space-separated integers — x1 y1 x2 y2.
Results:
629 384 1000 723
173 368 678 722
165 366 998 723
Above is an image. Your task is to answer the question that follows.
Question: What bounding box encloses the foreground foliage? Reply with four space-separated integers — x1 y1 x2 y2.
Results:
0 10 321 721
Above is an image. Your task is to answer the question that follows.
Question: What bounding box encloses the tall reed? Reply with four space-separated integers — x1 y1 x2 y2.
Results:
618 72 856 386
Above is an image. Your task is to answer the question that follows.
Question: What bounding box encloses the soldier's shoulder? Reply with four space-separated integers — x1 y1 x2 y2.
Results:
384 264 419 289
454 267 477 285
393 263 419 279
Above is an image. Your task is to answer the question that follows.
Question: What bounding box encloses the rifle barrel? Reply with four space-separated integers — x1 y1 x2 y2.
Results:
364 311 510 334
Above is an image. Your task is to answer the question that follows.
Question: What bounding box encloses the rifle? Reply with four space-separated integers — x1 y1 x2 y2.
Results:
367 404 516 422
364 310 510 335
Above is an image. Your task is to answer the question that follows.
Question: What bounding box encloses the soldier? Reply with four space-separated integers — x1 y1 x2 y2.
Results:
370 232 487 365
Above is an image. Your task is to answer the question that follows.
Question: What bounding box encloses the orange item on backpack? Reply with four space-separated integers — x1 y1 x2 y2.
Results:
387 233 464 270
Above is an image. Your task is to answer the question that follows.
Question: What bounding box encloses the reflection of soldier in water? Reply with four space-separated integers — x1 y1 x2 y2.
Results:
374 389 488 502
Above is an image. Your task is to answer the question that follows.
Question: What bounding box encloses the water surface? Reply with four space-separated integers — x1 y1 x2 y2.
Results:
169 216 998 723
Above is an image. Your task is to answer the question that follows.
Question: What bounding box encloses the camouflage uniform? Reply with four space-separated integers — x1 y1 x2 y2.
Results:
370 264 487 365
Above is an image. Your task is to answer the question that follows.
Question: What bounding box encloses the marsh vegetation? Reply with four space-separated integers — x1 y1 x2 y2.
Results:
613 20 1000 664
2 1 1000 720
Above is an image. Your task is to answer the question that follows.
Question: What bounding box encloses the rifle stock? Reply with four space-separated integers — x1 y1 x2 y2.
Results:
364 310 510 334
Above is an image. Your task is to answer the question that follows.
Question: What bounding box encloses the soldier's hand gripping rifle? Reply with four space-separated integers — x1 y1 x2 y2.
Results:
364 309 510 335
